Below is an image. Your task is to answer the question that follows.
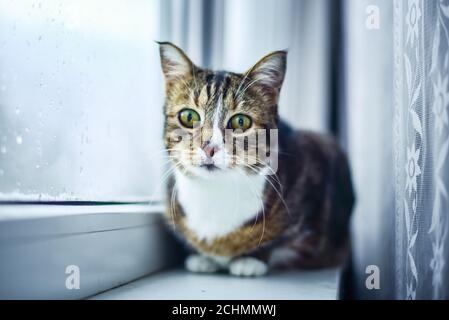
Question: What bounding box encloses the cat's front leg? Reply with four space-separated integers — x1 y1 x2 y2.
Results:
185 254 268 277
229 257 268 277
185 254 221 273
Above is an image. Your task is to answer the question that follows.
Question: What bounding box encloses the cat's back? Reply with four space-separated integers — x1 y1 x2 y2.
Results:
278 120 350 177
276 122 354 266
279 120 355 219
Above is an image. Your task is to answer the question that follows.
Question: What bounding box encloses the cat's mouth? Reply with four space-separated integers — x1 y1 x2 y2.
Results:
200 164 220 171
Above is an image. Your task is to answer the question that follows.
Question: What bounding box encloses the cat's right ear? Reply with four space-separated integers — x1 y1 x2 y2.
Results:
157 42 194 83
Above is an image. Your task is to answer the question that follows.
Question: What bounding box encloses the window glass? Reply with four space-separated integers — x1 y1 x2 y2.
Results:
0 0 164 202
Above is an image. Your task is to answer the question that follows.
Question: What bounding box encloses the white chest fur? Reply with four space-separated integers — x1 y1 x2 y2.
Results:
174 169 266 242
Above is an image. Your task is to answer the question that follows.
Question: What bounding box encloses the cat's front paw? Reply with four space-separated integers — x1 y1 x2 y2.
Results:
229 257 268 277
185 254 220 273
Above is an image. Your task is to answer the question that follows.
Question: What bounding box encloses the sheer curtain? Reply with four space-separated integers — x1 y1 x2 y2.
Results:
345 0 449 299
394 0 449 300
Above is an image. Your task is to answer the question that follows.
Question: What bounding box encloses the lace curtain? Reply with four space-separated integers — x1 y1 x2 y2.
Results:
345 0 449 299
394 0 449 299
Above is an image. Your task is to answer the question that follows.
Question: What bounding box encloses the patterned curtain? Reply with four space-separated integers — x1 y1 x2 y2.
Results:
394 0 449 299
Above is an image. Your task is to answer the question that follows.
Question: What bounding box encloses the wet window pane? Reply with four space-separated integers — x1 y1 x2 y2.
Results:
0 0 163 202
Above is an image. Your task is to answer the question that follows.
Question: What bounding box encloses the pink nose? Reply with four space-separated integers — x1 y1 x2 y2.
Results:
203 144 218 158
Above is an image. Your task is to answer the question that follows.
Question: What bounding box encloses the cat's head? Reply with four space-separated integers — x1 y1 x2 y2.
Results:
158 42 286 178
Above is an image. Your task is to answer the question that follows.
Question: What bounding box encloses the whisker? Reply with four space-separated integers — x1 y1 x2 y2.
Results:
235 154 283 192
148 160 181 203
169 180 178 230
241 161 291 218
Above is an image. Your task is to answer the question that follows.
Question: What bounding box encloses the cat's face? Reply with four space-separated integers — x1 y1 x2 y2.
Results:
159 42 286 178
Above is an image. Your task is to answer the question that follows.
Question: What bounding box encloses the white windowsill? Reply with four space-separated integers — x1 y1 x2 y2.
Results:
0 203 177 299
0 203 340 300
0 202 165 222
92 268 340 300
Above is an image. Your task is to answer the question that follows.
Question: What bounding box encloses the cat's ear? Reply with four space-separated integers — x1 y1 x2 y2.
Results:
158 41 194 82
245 50 287 92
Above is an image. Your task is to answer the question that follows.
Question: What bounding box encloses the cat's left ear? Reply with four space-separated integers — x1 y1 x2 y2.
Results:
158 41 195 82
245 50 288 93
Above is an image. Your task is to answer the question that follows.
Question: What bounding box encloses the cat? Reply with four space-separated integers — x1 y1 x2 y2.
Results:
158 41 355 277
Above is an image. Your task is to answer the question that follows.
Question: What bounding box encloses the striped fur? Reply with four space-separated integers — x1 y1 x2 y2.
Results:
158 42 354 275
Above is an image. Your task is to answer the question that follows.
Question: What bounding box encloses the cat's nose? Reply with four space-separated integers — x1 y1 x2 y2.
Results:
203 143 219 158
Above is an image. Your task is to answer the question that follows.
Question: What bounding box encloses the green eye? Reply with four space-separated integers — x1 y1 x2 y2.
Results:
228 114 252 131
178 109 201 128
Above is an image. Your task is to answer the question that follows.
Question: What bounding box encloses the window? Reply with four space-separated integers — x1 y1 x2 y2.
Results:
0 0 164 202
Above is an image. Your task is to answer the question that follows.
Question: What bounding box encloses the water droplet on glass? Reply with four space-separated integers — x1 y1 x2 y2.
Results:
16 135 22 144
35 164 40 169
15 107 20 115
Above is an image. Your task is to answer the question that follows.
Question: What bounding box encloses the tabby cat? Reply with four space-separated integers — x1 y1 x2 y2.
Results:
158 42 354 276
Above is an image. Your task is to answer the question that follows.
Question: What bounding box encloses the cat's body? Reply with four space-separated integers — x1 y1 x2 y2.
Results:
159 42 354 276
